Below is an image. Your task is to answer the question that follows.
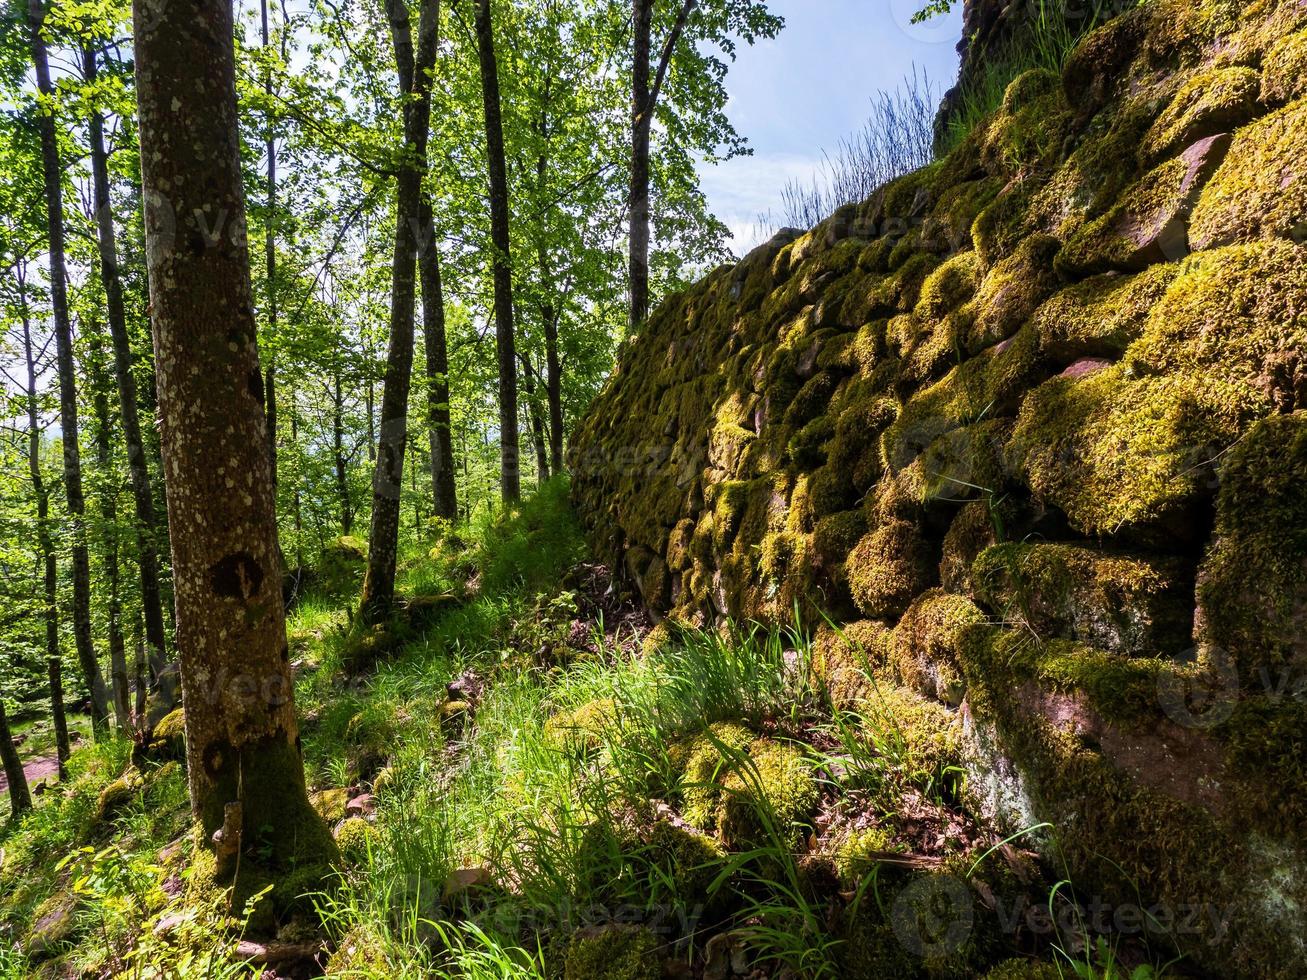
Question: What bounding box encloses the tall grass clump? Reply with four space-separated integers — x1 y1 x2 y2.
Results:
935 0 1127 155
764 69 938 231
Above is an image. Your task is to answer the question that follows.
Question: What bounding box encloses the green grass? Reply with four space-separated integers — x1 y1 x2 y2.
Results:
935 0 1126 156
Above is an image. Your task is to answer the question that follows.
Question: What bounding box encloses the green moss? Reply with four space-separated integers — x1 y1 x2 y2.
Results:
1261 30 1307 105
915 252 982 321
963 235 1061 355
148 707 186 758
1218 696 1307 839
847 519 934 621
981 68 1073 175
319 535 367 600
904 418 1013 508
544 698 618 753
922 179 1003 252
1033 263 1179 362
891 590 985 706
812 620 893 710
95 769 143 822
334 815 381 862
1140 66 1259 166
1010 363 1260 537
939 500 1002 597
832 825 900 885
829 395 896 493
983 959 1061 980
1189 97 1307 249
1128 240 1307 409
325 925 390 973
972 178 1043 267
973 542 1191 656
883 324 1044 473
672 722 755 831
311 786 350 824
563 926 661 980
1056 155 1195 278
1196 414 1307 683
879 252 941 313
716 739 819 848
812 510 868 575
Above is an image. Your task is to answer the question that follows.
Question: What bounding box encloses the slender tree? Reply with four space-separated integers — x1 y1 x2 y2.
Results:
29 2 110 729
17 264 63 751
131 0 336 873
260 0 280 487
0 701 31 819
360 0 440 623
418 194 458 519
82 43 174 711
48 658 71 780
473 0 520 503
84 311 130 729
628 0 698 333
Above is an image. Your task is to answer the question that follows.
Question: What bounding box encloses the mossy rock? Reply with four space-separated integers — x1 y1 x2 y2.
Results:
831 825 901 886
318 535 367 600
939 500 1005 598
544 698 618 753
980 68 1073 175
562 925 661 980
715 738 819 848
813 619 893 711
1128 239 1307 412
963 235 1061 355
325 925 390 973
148 707 186 758
95 769 144 822
24 892 80 960
1009 363 1260 539
973 542 1193 657
1189 97 1307 249
1032 263 1179 363
334 817 379 865
1261 30 1307 105
672 722 755 831
982 958 1061 980
311 787 350 824
891 590 986 706
1139 66 1260 166
847 519 935 621
1196 413 1307 684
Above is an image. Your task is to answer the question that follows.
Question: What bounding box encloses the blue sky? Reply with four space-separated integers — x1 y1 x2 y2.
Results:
698 0 964 255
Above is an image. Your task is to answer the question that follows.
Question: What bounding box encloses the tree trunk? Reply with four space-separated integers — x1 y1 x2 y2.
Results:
85 313 130 730
131 0 336 873
360 0 440 624
628 0 696 334
544 304 564 476
628 0 653 334
521 360 549 485
48 658 71 780
18 267 63 760
332 370 352 534
474 0 520 504
261 0 279 490
417 195 458 520
82 43 173 711
0 702 31 819
30 6 110 731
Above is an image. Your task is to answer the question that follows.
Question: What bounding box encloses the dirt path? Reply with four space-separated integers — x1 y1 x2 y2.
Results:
0 755 61 794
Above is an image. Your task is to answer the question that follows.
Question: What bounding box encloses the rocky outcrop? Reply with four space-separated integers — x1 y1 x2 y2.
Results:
572 1 1307 974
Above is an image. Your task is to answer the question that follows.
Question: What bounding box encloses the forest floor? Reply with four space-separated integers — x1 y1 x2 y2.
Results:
0 480 1184 979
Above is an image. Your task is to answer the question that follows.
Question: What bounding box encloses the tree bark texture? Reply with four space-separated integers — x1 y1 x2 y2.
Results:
0 702 31 819
132 0 335 869
417 194 458 520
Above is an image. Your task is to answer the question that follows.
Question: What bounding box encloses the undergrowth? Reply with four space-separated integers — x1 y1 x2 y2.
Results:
0 478 1183 978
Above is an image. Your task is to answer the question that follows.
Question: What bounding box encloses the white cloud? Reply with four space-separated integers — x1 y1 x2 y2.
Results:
698 152 824 257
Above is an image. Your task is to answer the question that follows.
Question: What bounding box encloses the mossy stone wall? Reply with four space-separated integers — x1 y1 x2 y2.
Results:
571 1 1307 974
